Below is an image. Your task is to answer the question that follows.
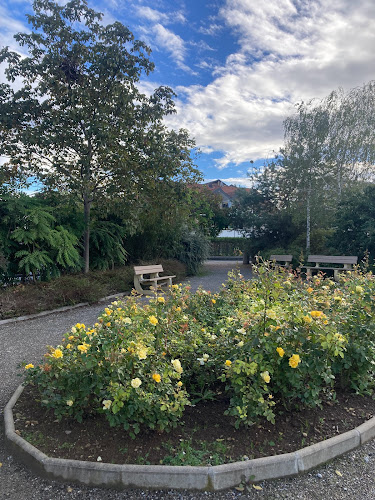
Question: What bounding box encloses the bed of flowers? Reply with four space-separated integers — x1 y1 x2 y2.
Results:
18 260 375 464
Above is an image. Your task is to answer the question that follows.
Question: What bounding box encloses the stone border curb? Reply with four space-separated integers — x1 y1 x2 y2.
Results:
0 292 129 326
5 385 375 492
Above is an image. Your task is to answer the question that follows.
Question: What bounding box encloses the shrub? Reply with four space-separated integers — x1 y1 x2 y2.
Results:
23 261 375 433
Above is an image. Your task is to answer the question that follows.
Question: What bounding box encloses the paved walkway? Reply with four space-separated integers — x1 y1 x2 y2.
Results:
1 260 375 499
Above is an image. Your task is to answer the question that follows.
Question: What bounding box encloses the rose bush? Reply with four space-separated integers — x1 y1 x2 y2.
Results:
23 261 375 432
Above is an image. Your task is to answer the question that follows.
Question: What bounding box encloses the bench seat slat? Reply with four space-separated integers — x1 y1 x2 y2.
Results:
306 255 357 265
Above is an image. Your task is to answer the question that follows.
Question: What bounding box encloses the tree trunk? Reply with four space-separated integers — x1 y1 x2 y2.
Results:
83 195 91 274
306 184 311 254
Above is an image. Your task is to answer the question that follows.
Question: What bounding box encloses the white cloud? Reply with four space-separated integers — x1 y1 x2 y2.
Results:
166 0 375 167
150 23 196 73
136 6 170 23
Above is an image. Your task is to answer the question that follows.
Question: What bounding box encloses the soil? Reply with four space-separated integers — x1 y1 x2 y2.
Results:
13 384 375 466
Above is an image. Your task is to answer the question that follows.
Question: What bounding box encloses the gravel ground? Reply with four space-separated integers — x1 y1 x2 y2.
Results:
1 260 375 499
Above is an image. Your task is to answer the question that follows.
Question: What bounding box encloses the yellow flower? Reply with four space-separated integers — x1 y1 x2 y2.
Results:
237 341 244 347
149 315 158 326
131 378 142 389
176 307 182 312
52 349 63 359
307 287 313 293
25 363 34 370
137 347 148 360
171 359 183 374
225 360 232 367
334 296 342 302
177 381 183 387
123 317 132 324
261 371 271 383
172 284 179 289
66 344 72 350
77 343 90 353
102 400 112 410
356 286 364 293
68 335 75 341
157 296 165 303
211 299 216 304
66 400 73 406
303 315 312 324
310 310 324 318
268 394 274 399
152 373 161 383
334 333 345 343
106 322 111 327
289 354 301 368
276 347 285 357
266 309 277 320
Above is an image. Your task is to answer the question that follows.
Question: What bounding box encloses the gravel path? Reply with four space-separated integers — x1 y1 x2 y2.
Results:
1 261 375 499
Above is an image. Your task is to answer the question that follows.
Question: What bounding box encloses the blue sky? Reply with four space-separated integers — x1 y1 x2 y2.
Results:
1 0 375 187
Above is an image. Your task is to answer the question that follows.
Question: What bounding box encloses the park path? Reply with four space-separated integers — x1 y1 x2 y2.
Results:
1 260 375 499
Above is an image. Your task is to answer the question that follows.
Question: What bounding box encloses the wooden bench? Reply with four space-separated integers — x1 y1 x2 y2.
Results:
270 254 293 269
133 265 176 295
301 255 358 280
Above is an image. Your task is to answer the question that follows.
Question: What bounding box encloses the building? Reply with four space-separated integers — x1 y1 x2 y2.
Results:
198 180 246 208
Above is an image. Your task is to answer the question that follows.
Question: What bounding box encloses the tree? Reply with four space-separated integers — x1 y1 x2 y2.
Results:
331 184 375 263
0 0 200 272
229 187 299 256
280 100 334 253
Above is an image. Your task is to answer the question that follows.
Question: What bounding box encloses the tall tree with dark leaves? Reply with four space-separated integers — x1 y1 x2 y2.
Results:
0 0 200 272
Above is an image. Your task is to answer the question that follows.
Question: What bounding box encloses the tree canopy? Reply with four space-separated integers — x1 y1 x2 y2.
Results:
0 0 201 272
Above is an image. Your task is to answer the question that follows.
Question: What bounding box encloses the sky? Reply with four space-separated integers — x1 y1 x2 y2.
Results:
1 0 375 188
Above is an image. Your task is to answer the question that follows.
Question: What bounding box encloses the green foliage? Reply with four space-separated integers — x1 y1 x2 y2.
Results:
23 261 375 432
177 229 211 275
10 206 81 280
331 184 375 264
89 221 127 270
0 0 201 272
210 237 245 257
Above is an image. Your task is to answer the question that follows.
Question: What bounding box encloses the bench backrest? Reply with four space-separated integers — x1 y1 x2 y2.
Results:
307 255 358 265
134 265 163 275
270 254 293 262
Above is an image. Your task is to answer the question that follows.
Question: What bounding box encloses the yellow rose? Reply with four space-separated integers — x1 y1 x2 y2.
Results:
266 309 277 320
102 400 112 410
131 378 142 388
25 363 34 370
152 373 161 383
289 354 301 368
177 381 183 387
176 307 182 312
356 286 364 293
261 371 271 383
211 299 216 304
66 400 73 406
149 315 158 326
310 310 324 318
171 359 183 374
77 343 90 353
307 287 313 293
225 360 232 367
52 349 63 359
276 347 285 357
157 296 165 303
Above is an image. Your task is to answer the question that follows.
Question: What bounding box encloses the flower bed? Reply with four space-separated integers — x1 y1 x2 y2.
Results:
22 262 375 435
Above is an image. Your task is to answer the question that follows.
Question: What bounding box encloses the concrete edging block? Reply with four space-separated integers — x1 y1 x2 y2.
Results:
356 416 375 444
209 452 299 490
5 384 375 491
296 429 360 472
